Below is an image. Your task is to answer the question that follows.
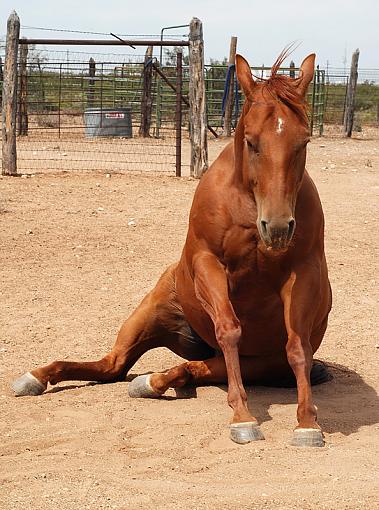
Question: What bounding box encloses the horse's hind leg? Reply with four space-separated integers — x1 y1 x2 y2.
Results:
128 354 287 397
128 353 331 399
128 356 226 399
12 265 181 396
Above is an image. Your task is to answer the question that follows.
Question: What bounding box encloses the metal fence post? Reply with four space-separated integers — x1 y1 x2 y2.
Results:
319 70 326 136
310 71 317 135
87 57 96 108
58 63 62 138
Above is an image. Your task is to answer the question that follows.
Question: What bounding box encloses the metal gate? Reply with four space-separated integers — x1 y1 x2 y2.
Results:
204 64 326 135
310 68 326 135
14 52 187 175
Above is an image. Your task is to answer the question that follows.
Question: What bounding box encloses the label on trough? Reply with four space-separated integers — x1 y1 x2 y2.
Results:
105 113 125 119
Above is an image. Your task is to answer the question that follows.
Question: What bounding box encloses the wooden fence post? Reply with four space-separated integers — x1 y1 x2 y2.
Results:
2 11 20 176
223 36 237 137
18 38 28 136
175 50 183 177
289 60 295 78
139 46 153 137
87 57 96 108
344 48 359 137
0 57 3 105
189 17 208 178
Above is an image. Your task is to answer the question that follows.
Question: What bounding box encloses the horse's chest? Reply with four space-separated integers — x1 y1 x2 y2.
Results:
227 264 281 318
223 232 286 343
223 225 259 273
227 268 286 355
223 229 275 294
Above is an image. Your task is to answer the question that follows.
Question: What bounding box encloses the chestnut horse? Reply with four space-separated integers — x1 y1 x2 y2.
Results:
12 51 332 447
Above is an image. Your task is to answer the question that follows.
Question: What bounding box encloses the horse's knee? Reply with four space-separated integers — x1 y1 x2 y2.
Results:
100 353 127 381
215 320 241 350
285 334 311 373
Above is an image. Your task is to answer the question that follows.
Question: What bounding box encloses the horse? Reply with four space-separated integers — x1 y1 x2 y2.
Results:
12 50 332 448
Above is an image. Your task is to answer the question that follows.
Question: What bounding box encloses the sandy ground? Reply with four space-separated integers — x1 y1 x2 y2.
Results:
0 127 378 510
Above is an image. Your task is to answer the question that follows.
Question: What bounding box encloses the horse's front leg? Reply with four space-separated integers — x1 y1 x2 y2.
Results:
280 266 325 447
193 252 264 444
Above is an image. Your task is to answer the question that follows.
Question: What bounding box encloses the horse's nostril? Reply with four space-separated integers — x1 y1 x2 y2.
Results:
288 219 296 240
261 220 268 235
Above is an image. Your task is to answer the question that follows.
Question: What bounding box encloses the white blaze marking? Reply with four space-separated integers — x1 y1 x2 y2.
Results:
277 117 284 134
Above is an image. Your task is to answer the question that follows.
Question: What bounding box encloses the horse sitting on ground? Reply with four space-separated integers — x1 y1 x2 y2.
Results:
12 51 332 447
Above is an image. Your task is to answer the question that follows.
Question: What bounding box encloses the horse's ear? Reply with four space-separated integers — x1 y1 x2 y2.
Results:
297 53 315 97
236 54 255 98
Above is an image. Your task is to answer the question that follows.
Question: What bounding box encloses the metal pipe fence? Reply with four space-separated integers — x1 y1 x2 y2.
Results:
324 69 379 126
203 64 379 131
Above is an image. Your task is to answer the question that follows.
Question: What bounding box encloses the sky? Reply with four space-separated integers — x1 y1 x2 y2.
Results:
1 0 378 69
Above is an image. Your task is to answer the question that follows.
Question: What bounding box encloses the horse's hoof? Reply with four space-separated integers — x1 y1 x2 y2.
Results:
128 374 162 399
11 372 46 397
230 421 265 444
291 428 325 447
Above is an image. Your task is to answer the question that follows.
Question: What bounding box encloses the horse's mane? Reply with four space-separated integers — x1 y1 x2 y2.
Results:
254 46 309 125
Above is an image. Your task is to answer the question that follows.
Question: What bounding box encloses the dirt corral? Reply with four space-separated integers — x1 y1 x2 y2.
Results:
0 128 378 510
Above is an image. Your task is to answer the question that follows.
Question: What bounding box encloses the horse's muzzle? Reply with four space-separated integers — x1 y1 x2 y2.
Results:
259 218 296 250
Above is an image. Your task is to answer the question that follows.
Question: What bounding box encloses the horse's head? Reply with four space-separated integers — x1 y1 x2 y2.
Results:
235 52 315 251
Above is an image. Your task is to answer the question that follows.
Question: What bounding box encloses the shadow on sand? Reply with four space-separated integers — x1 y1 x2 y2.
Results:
45 361 378 437
127 361 379 436
243 361 379 436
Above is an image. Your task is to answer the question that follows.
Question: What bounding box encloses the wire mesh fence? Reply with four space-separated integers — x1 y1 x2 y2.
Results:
205 64 379 132
204 64 327 135
7 54 188 174
324 68 379 126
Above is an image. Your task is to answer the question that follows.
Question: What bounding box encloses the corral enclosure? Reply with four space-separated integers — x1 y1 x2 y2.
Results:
1 21 378 177
8 56 323 175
